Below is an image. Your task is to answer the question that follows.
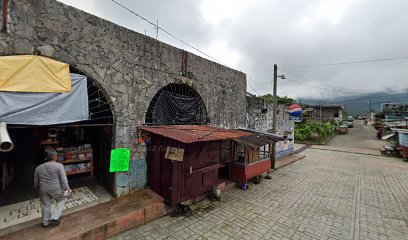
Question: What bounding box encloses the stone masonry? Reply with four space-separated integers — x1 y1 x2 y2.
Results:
0 0 247 197
246 96 295 158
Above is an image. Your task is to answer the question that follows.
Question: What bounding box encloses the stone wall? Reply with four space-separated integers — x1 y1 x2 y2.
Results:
0 0 247 197
246 97 295 158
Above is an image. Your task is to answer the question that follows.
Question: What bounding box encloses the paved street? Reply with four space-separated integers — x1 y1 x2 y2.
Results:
329 120 385 150
110 148 408 240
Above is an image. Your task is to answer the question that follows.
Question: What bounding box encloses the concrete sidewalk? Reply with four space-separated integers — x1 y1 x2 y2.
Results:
0 189 167 240
276 154 306 169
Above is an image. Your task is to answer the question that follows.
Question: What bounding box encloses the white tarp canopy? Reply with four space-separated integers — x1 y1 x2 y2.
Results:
0 74 89 125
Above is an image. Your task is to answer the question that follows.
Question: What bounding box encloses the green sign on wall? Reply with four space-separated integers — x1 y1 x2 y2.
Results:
109 148 130 172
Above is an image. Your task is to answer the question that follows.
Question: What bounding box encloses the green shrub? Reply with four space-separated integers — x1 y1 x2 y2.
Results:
295 122 337 143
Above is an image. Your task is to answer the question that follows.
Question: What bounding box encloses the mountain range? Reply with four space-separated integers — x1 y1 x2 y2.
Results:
299 90 408 117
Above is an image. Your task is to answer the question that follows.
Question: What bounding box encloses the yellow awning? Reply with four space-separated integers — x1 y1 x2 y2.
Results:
0 55 71 93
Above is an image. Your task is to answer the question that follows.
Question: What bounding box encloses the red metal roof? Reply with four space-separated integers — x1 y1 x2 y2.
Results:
140 125 253 143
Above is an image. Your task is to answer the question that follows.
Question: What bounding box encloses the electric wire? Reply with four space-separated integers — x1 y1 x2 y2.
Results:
110 0 229 68
285 77 359 94
283 71 365 94
247 79 260 95
324 89 408 104
107 1 408 101
282 56 408 68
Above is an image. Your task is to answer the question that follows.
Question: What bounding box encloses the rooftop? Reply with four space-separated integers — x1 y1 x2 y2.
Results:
309 105 344 109
140 125 253 143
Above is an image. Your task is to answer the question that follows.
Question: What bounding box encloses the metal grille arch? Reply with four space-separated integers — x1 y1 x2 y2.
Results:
145 83 207 125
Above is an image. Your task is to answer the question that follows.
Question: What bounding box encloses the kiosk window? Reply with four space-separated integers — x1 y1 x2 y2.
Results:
234 144 245 163
259 145 269 160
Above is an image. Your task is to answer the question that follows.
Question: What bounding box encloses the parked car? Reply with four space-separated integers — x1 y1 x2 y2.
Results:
346 116 354 128
337 124 349 134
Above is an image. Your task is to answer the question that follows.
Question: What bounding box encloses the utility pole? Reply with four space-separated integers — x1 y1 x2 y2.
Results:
271 64 285 170
272 64 278 134
271 64 278 170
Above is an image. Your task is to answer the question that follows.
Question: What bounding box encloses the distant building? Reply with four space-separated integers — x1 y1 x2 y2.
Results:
381 102 408 121
304 105 344 122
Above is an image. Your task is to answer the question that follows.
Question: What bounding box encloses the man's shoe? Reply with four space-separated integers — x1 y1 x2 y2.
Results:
51 219 61 225
42 221 51 227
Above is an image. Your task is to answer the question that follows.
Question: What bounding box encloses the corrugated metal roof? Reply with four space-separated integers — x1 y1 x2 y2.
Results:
234 135 273 149
392 128 408 134
140 125 253 143
239 129 284 141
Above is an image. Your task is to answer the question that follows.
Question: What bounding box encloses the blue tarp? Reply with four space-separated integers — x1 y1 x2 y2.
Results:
0 74 89 125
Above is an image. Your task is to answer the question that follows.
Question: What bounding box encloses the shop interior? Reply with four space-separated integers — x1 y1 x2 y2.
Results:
0 124 113 207
0 69 115 231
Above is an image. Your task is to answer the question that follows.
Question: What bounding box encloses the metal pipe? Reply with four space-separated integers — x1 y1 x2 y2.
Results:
0 122 14 152
2 0 8 33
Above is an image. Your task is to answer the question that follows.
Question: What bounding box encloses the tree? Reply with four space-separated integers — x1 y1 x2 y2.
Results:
253 94 295 105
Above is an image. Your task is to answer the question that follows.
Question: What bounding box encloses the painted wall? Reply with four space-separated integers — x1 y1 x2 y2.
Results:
0 0 247 197
246 97 295 158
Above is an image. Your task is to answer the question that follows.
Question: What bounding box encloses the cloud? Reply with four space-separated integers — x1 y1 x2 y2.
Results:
57 0 408 101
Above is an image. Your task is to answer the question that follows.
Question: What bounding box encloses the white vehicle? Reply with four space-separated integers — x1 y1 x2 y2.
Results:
347 116 354 128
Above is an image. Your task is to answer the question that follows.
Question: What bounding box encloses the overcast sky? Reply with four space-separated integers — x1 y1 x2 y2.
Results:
58 0 408 101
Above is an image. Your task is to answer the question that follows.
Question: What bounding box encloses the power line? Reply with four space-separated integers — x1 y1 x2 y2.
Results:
248 79 270 86
283 56 408 68
324 89 408 105
283 71 365 93
247 79 260 95
285 77 359 94
110 0 230 68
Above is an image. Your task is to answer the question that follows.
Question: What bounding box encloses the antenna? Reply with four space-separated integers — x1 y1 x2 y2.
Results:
155 20 159 40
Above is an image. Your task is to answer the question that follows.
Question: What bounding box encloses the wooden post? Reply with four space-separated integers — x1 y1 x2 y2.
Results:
320 105 322 124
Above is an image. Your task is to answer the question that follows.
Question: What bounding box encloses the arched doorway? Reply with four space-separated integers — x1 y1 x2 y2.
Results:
0 63 115 228
70 66 115 126
145 83 207 125
69 67 115 192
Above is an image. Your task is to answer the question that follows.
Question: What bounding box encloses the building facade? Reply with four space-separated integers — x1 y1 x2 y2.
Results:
246 96 295 158
0 0 247 197
304 105 344 122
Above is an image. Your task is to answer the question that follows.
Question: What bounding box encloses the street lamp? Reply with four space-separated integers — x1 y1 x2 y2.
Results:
271 64 285 170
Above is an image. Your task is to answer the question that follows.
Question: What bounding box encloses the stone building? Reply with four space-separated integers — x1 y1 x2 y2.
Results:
304 105 343 122
246 96 295 158
0 0 246 197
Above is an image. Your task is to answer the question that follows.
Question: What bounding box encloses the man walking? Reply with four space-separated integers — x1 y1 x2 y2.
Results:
34 150 71 227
